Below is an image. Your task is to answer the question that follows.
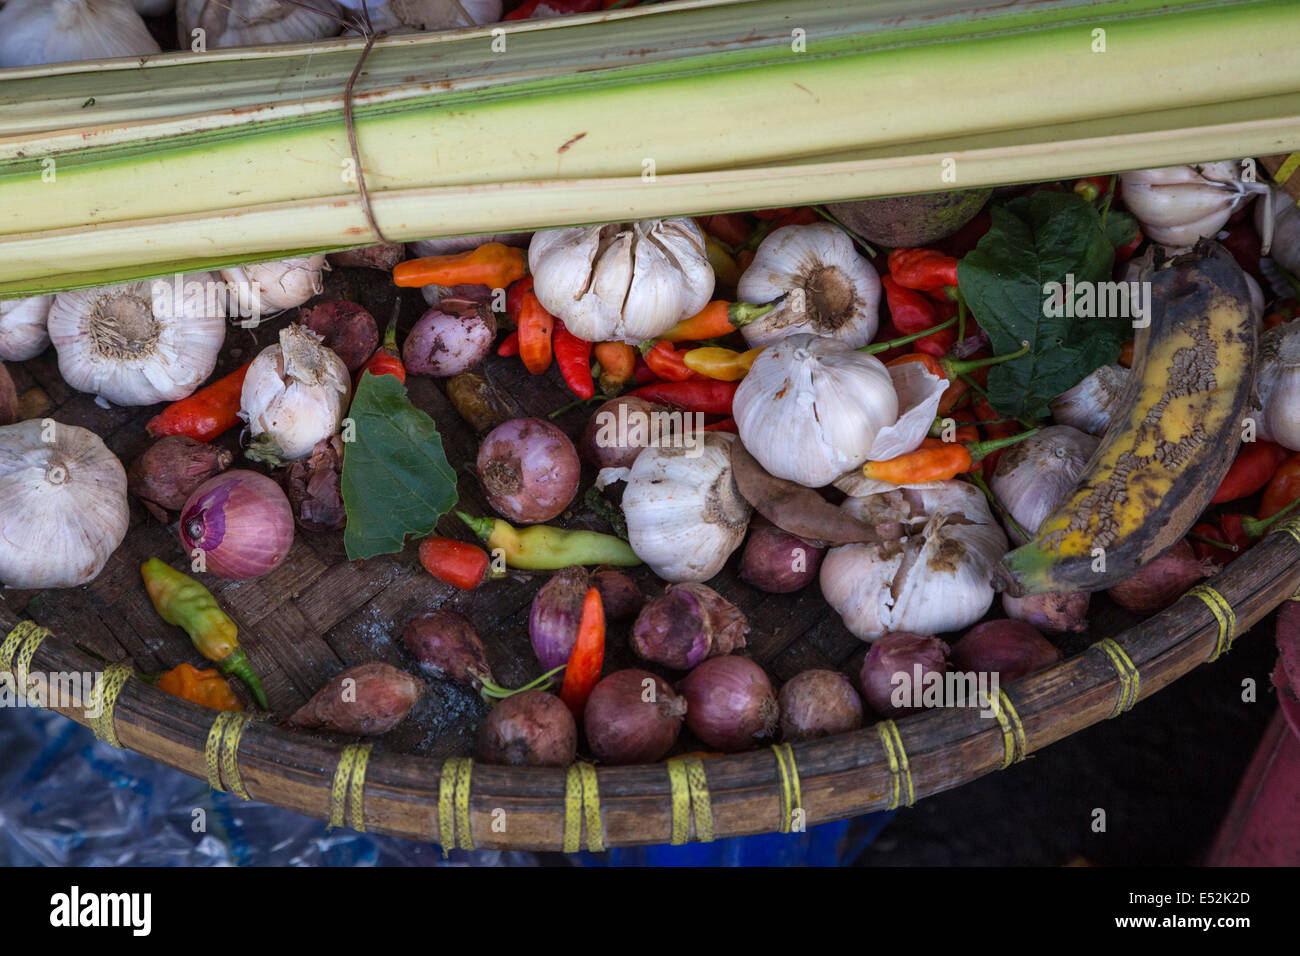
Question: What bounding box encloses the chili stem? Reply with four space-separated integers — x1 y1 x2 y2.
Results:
548 394 606 419
1242 494 1300 537
860 314 958 354
1098 173 1119 228
946 340 1029 376
956 292 967 344
1187 530 1239 553
478 664 568 702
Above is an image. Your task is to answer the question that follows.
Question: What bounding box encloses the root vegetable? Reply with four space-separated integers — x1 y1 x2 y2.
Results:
678 656 778 752
1001 590 1090 634
779 670 863 742
179 470 294 580
285 662 425 736
739 520 825 593
1106 539 1217 614
580 395 672 470
529 565 590 670
402 610 493 688
583 669 686 765
128 436 233 521
859 632 950 717
477 417 580 524
298 300 379 373
591 568 644 619
281 434 346 532
950 620 1061 684
631 583 748 670
402 299 496 377
477 690 577 768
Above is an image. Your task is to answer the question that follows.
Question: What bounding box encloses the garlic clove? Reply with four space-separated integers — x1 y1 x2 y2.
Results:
219 255 326 314
177 0 342 49
0 294 53 362
1049 364 1130 436
989 425 1100 543
1256 321 1300 450
1119 162 1259 248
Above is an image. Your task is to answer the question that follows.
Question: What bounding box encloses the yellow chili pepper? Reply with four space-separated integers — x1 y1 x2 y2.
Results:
456 512 640 570
682 346 765 381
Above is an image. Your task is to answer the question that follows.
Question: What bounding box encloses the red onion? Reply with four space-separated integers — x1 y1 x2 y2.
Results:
579 395 671 470
950 620 1061 684
179 469 294 580
1107 539 1216 614
403 298 496 377
477 690 577 768
631 583 748 670
779 670 863 742
738 520 825 593
477 417 580 524
128 435 232 521
591 568 645 619
584 669 686 765
678 656 778 752
403 610 493 688
529 566 589 671
298 300 379 373
1001 590 1090 634
859 632 950 717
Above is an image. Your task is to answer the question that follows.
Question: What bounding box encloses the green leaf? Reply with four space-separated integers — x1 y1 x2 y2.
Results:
1103 208 1139 250
957 191 1123 420
341 373 459 561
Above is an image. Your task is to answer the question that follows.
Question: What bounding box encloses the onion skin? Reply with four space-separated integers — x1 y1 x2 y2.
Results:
1106 539 1216 615
179 469 294 580
298 301 379 373
529 565 589 671
859 632 950 717
738 520 825 593
1001 590 1090 634
584 669 686 765
678 656 778 752
403 300 497 378
580 395 671 470
591 568 645 619
631 583 748 670
477 417 580 524
328 244 406 271
403 610 493 688
477 690 577 768
285 662 425 736
779 670 863 742
950 620 1061 684
128 436 232 521
281 434 346 532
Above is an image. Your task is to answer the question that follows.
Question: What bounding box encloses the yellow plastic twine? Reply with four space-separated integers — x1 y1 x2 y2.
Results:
563 762 604 853
1274 152 1300 186
87 663 131 749
1092 637 1140 717
437 757 475 855
204 712 255 800
1272 513 1300 546
667 756 715 845
772 743 803 833
0 621 49 703
1186 584 1237 662
328 743 373 832
876 721 915 810
984 689 1028 768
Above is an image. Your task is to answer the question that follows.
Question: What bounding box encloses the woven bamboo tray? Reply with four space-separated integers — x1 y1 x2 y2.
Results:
3 271 1299 852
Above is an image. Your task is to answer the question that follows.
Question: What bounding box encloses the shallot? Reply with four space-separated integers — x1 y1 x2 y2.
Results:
678 656 778 752
1001 591 1090 634
779 670 863 742
402 299 496 378
738 520 825 593
477 418 580 524
1106 539 1216 614
950 620 1061 684
128 436 233 521
529 565 590 671
477 690 577 768
403 610 493 689
631 584 749 670
285 662 424 736
859 632 950 717
584 670 686 765
298 300 378 373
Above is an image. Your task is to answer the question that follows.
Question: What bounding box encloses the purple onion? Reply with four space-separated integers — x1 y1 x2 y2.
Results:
859 632 950 717
584 670 686 765
579 395 669 470
529 566 589 671
477 417 580 524
297 300 378 373
779 670 863 742
179 469 293 580
678 656 778 753
402 298 496 377
403 610 493 688
739 521 825 593
1001 590 1090 634
631 583 748 670
477 690 577 768
950 620 1062 684
591 568 645 619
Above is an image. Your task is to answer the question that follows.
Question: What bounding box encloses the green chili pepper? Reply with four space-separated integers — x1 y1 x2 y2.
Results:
140 558 268 709
456 512 640 570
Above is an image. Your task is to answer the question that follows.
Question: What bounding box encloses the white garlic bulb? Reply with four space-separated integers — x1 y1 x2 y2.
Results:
177 0 342 49
0 419 129 589
338 0 502 33
736 223 881 348
1256 185 1300 275
219 255 326 314
1119 162 1264 248
0 0 161 68
529 219 714 343
819 480 1008 640
1256 321 1300 451
622 433 752 583
733 334 898 488
0 295 53 362
867 361 947 461
47 277 226 406
1049 364 1130 436
241 324 351 462
990 425 1099 544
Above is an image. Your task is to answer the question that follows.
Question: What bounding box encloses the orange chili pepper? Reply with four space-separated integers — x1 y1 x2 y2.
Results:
146 361 252 443
643 340 701 382
594 341 636 393
393 242 526 289
660 298 782 343
517 291 555 374
157 662 243 712
863 430 1038 484
559 588 605 717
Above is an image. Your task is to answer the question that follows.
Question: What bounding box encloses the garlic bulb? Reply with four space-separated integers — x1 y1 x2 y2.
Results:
820 480 1008 640
177 0 342 49
219 255 326 314
1255 185 1300 274
990 425 1099 544
47 278 226 406
0 419 129 589
529 219 714 343
1256 321 1300 450
1049 364 1130 436
867 361 947 461
0 0 161 68
1119 162 1264 248
338 0 502 33
733 334 898 488
622 433 752 583
0 295 53 362
736 224 881 348
241 324 350 462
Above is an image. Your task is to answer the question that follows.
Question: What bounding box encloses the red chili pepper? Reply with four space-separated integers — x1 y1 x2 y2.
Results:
1114 228 1144 263
642 340 701 382
772 207 820 229
553 321 595 399
497 331 520 357
632 353 657 385
973 396 1021 479
1190 518 1249 564
702 417 738 433
517 291 555 375
882 276 937 334
1260 455 1300 519
1211 441 1289 504
418 538 490 591
1072 176 1113 203
357 308 405 385
888 248 960 291
559 588 605 717
146 361 252 443
914 299 959 358
699 213 752 249
628 380 737 416
505 275 535 328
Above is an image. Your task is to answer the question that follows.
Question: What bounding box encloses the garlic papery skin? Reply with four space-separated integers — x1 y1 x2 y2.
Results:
1119 162 1263 248
339 0 502 33
529 219 714 343
1049 364 1130 436
819 480 1008 641
622 433 752 583
867 361 947 461
990 425 1099 544
0 419 129 589
0 295 53 362
177 0 342 49
241 324 350 462
0 0 161 67
733 334 898 488
736 224 881 348
1256 321 1300 451
1256 185 1300 273
219 255 326 315
47 277 226 406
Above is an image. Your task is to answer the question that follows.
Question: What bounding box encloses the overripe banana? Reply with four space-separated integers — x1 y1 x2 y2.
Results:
1003 241 1257 595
